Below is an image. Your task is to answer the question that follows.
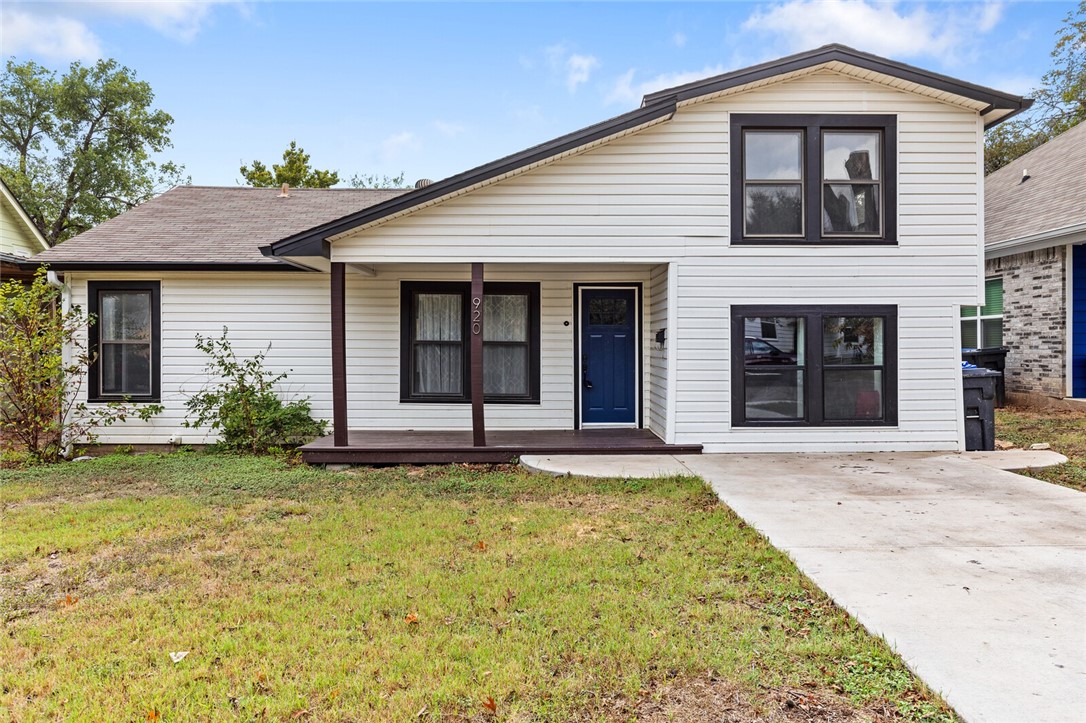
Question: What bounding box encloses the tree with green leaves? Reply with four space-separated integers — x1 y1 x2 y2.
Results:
985 1 1086 174
0 58 187 247
240 141 408 189
239 140 340 188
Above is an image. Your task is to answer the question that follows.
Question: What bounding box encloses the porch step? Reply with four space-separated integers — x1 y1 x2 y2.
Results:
300 429 702 465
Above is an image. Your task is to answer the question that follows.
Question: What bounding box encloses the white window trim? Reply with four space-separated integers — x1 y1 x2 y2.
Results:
962 277 1004 349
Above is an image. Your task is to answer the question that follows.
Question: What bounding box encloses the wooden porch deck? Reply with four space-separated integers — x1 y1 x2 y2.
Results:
300 429 702 465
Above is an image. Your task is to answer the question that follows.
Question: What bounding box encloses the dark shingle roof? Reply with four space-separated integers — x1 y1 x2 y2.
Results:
30 185 410 269
986 122 1086 246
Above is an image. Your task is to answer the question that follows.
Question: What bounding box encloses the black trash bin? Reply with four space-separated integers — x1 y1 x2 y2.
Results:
961 347 1009 407
962 368 1000 451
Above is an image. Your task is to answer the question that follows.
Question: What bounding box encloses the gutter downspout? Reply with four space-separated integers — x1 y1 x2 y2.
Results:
46 271 75 457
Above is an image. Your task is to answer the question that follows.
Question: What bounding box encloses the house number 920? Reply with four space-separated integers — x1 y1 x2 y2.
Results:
471 296 482 335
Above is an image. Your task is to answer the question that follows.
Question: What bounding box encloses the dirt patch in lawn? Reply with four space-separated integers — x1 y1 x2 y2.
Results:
587 676 888 722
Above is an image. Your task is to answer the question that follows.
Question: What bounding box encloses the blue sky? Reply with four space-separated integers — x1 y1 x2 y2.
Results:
3 1 1076 187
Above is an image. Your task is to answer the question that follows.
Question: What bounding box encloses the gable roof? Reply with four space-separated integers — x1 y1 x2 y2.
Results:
985 122 1086 257
642 44 1028 124
28 185 409 271
267 43 1030 260
1 177 49 252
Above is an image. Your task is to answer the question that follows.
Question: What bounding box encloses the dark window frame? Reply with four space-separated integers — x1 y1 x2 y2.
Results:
87 280 161 404
731 305 898 427
399 281 541 404
730 114 897 246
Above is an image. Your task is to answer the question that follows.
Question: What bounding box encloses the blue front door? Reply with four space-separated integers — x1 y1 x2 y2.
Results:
580 288 637 425
1074 244 1085 397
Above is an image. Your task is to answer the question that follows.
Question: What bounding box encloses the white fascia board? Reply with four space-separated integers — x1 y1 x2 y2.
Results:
986 222 1086 260
281 255 330 272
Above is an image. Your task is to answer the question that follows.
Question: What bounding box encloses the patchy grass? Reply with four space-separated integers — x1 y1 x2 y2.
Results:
996 405 1086 492
1 453 955 721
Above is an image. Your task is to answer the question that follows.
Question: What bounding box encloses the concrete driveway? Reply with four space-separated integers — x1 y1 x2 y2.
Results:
522 452 1086 723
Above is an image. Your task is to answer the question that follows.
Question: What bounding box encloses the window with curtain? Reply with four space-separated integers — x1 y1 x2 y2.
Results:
401 281 539 403
88 281 160 402
960 278 1003 349
732 305 897 426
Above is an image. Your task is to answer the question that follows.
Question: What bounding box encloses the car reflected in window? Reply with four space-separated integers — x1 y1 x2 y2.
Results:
744 337 798 365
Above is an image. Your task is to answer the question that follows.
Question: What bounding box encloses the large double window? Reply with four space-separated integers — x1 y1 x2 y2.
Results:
732 306 897 426
400 281 540 403
88 281 161 403
731 114 897 245
960 277 1003 348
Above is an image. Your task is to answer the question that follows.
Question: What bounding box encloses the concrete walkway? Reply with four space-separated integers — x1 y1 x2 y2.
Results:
521 452 1086 723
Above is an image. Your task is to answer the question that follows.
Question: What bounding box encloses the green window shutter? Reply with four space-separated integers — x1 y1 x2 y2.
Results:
981 277 1003 316
961 305 977 318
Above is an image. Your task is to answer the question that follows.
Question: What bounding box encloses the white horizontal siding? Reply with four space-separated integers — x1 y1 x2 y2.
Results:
68 272 333 445
647 264 668 438
68 265 657 443
672 256 965 451
1 199 43 259
340 264 653 430
332 70 982 303
66 69 987 452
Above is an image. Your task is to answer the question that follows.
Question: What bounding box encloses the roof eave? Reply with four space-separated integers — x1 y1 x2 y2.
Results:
642 44 1030 115
982 98 1035 130
16 260 308 272
986 221 1086 259
267 98 678 258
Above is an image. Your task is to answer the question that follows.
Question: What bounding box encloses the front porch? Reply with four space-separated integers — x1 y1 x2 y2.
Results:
300 428 701 465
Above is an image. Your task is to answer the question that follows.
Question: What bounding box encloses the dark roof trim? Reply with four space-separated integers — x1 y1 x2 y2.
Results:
266 97 678 258
641 43 1031 115
16 260 307 272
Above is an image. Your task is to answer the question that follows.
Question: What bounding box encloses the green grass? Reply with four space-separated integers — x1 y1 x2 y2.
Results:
1 452 955 721
996 405 1086 492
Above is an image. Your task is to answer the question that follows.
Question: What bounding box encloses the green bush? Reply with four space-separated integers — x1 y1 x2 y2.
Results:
184 328 326 454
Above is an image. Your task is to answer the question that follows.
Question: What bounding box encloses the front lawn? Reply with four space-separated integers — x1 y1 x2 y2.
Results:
1 453 953 721
996 405 1086 492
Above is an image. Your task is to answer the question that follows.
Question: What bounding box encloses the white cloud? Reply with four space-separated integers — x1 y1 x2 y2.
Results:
1 0 236 60
672 31 687 49
95 1 230 42
432 120 465 138
606 65 726 106
543 44 600 93
0 7 102 61
741 0 1005 63
381 131 421 160
565 53 600 92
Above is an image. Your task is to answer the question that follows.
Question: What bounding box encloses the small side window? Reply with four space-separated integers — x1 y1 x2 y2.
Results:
88 281 161 403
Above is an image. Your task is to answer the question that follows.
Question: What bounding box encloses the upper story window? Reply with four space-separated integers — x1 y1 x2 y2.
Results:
88 281 161 403
731 114 897 245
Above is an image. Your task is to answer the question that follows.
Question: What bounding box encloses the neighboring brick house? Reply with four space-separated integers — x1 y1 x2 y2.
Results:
981 122 1086 401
